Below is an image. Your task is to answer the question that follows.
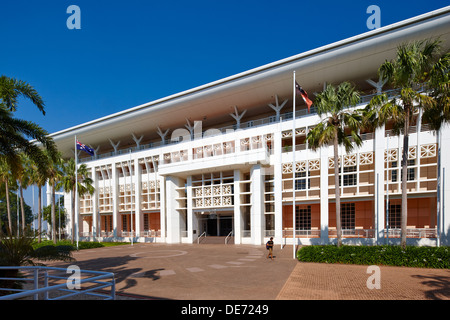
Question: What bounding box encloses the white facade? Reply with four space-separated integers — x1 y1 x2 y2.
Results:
55 103 450 246
49 7 450 246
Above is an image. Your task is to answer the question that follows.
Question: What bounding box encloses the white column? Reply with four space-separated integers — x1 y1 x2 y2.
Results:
186 175 195 243
367 77 387 245
134 158 141 238
440 124 450 245
319 146 329 244
159 176 167 242
64 190 71 237
250 164 264 245
274 121 283 245
165 175 181 243
416 109 422 192
92 167 98 240
374 125 386 244
112 163 118 238
233 169 242 244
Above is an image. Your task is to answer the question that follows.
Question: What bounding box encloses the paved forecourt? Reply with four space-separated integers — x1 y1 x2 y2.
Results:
50 242 297 300
49 243 449 300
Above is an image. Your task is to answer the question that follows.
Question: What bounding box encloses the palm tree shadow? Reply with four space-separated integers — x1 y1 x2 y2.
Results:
412 273 450 300
52 255 167 290
49 253 173 300
122 269 165 291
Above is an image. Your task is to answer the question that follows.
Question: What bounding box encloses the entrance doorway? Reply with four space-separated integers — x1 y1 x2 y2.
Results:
199 212 233 236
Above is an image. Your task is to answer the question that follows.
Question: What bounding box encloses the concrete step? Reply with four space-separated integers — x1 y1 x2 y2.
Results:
198 236 234 244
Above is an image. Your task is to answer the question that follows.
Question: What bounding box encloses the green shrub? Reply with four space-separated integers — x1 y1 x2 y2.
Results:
32 240 129 251
297 245 449 269
77 242 105 250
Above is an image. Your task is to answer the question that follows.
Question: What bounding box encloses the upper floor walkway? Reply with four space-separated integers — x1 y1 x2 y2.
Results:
78 87 432 167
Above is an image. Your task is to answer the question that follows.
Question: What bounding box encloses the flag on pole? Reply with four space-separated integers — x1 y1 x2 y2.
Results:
76 140 95 156
295 81 313 112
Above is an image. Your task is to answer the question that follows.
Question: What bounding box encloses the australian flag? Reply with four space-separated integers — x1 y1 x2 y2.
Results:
76 140 95 156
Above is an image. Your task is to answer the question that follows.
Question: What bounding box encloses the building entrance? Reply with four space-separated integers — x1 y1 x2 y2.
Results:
199 212 233 236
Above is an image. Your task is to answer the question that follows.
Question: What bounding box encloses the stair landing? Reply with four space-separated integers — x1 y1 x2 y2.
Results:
198 236 234 244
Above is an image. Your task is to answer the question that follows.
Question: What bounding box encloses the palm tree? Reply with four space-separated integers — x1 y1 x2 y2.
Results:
15 154 33 234
45 151 63 244
0 75 45 114
307 82 362 247
364 39 442 248
422 50 450 129
0 157 13 235
420 48 450 247
0 75 58 179
58 158 95 244
28 158 49 242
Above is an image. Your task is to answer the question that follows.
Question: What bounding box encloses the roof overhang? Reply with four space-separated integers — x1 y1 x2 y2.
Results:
49 6 450 158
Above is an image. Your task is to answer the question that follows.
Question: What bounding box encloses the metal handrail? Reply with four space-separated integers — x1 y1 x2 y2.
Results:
383 227 437 238
225 231 233 245
197 231 206 244
78 87 429 164
0 266 115 300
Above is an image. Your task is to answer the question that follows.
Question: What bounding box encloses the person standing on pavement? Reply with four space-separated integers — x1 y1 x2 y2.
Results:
266 237 274 260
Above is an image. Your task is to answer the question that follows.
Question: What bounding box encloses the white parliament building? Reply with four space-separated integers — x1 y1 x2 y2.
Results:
49 7 450 246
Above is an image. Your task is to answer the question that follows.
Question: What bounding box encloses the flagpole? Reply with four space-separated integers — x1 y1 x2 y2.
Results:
129 149 134 246
292 71 296 259
75 135 79 250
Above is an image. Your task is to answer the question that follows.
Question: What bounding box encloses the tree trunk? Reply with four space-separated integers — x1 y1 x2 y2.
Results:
334 134 342 247
19 185 26 233
38 186 42 243
401 110 410 249
5 180 12 235
51 182 56 244
71 186 76 245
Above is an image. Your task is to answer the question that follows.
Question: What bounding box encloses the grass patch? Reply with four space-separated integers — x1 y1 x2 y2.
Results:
297 245 449 269
32 240 129 251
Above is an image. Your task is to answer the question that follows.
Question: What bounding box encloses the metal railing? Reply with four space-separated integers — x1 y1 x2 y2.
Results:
329 229 375 238
0 266 115 300
282 229 321 238
141 230 161 238
384 228 437 238
225 231 233 244
197 231 206 244
78 86 429 164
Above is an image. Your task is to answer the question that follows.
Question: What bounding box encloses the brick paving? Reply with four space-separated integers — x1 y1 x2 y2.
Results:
277 262 449 300
47 243 449 300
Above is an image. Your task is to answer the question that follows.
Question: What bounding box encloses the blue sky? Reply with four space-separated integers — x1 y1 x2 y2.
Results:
0 0 447 209
1 0 447 135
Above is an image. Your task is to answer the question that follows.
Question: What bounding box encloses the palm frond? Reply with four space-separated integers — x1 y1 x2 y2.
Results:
0 75 45 115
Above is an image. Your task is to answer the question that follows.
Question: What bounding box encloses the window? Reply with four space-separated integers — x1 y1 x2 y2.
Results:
103 215 112 232
265 203 275 213
341 203 355 230
265 214 275 231
388 203 401 228
296 206 311 230
396 159 416 182
122 215 128 231
339 166 357 186
143 214 149 231
295 172 310 190
391 161 398 182
407 159 415 181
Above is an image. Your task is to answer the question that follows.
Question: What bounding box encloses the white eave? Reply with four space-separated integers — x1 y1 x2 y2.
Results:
49 6 450 158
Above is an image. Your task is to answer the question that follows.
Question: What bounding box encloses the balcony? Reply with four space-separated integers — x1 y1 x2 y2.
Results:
158 136 271 176
77 86 433 166
78 106 318 164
